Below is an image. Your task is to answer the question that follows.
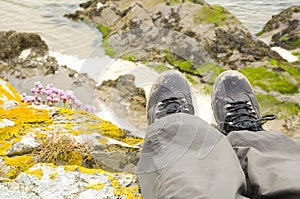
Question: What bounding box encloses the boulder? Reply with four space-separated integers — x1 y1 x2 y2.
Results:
258 6 300 50
0 78 143 198
66 0 282 73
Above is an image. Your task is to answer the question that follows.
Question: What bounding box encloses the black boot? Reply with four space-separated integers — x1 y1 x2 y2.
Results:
147 70 194 125
211 70 276 135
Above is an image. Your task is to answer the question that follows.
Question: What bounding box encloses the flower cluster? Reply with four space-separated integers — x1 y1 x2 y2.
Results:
21 82 95 113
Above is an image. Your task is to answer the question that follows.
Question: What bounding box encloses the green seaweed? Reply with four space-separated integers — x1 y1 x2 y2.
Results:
239 66 298 94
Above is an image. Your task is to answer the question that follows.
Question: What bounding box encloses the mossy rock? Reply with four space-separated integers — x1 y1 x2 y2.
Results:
239 66 299 94
194 5 238 26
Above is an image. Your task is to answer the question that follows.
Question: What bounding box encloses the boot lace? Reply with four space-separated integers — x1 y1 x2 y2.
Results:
219 100 276 134
156 97 194 119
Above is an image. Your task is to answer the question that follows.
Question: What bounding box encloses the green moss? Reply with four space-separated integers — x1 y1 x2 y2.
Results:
279 35 289 42
102 37 116 58
278 36 300 48
269 58 300 84
203 84 212 94
104 47 116 57
164 50 192 71
185 74 197 85
256 30 265 36
194 62 225 82
97 23 116 58
292 52 300 61
269 58 279 66
240 66 298 94
152 64 171 73
257 94 300 117
279 65 300 84
122 55 137 62
97 24 111 39
287 36 300 48
164 50 224 82
194 5 234 26
166 0 181 5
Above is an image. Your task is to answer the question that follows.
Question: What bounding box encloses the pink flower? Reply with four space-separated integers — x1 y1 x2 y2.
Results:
47 96 52 102
21 93 27 102
65 90 74 100
25 96 35 104
35 81 43 90
85 104 95 114
46 83 54 90
52 98 59 103
74 99 82 108
31 88 39 94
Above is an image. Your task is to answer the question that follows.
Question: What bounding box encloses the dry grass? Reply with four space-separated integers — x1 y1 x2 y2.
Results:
33 133 96 167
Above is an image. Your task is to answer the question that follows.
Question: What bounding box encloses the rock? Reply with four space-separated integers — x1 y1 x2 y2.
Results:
65 1 300 142
96 74 147 134
0 163 141 199
0 31 98 107
258 6 300 50
0 31 48 61
0 78 21 109
209 26 282 68
0 79 143 198
66 0 280 74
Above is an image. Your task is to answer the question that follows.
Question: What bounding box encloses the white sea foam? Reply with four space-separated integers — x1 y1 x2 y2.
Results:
49 51 84 72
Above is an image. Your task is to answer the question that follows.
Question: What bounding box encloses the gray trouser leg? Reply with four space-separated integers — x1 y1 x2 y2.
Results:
228 131 300 199
137 113 247 199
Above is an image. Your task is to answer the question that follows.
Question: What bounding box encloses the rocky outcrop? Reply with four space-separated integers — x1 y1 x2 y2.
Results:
66 1 300 142
258 6 300 50
0 31 48 61
0 78 142 198
0 31 96 106
66 0 282 73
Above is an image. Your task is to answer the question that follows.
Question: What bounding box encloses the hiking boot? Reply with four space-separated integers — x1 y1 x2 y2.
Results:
211 70 276 135
147 70 194 125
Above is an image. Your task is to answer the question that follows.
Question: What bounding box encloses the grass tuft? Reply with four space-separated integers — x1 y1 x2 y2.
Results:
33 133 93 167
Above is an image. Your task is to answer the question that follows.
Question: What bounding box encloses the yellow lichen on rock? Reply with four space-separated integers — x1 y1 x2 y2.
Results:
54 107 143 146
3 155 34 179
108 175 141 199
49 171 58 180
26 168 43 180
0 105 52 155
0 78 21 105
84 182 105 190
64 165 107 175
